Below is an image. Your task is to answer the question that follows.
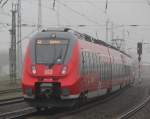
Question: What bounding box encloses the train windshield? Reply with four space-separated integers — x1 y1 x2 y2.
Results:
35 39 68 65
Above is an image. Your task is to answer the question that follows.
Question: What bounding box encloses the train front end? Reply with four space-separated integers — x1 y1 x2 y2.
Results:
22 30 81 108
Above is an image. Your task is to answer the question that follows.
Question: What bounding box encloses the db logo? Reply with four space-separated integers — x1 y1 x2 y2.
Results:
44 69 53 75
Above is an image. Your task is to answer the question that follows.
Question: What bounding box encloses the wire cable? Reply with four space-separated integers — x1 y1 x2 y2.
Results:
1 0 8 8
0 0 3 4
86 0 105 15
57 0 101 25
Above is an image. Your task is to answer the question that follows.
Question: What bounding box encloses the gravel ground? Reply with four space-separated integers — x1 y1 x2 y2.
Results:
0 79 22 100
0 92 22 100
0 102 30 114
0 79 21 91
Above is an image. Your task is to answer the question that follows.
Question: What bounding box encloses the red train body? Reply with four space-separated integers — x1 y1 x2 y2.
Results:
22 28 134 109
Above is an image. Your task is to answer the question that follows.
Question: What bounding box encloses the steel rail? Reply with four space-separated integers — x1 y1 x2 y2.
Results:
0 88 22 95
117 95 150 119
0 97 24 106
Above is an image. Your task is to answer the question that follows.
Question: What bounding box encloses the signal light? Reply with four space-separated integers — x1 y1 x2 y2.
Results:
137 42 142 55
138 56 141 62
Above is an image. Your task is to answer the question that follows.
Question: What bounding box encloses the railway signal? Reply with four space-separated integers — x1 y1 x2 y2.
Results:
137 42 142 83
137 42 142 62
137 42 142 56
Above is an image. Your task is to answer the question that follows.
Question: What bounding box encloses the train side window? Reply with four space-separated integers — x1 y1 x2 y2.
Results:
107 59 108 80
85 52 88 74
102 57 104 80
94 53 96 72
101 57 104 80
95 54 97 72
82 52 85 74
99 56 102 79
80 51 83 75
108 63 110 79
101 57 103 80
104 58 106 80
81 51 84 74
105 58 107 80
93 53 95 72
116 64 118 78
115 63 116 78
88 52 90 74
112 63 114 78
95 54 98 72
92 53 94 72
119 64 120 78
117 64 118 78
90 53 92 72
94 54 96 72
107 59 109 80
88 52 91 72
103 58 105 80
98 56 101 73
84 51 87 74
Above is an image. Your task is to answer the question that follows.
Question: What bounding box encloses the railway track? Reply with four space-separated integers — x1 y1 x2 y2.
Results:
0 88 22 95
117 95 150 119
0 107 36 119
0 96 36 119
0 97 24 106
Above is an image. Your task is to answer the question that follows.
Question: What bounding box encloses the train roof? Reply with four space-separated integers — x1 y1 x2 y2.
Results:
41 27 131 58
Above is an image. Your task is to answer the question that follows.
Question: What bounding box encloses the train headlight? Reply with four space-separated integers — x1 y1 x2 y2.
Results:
32 66 36 74
61 66 67 75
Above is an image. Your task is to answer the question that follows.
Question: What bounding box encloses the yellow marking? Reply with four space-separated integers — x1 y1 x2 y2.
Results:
49 40 61 44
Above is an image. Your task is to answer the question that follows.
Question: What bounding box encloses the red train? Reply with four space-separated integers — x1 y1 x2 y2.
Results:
22 28 134 109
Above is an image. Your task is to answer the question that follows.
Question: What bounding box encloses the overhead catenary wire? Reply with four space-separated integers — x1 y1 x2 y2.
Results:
0 0 3 4
22 0 72 26
17 29 37 44
57 0 102 25
1 0 9 8
85 0 106 18
60 0 148 4
23 0 104 27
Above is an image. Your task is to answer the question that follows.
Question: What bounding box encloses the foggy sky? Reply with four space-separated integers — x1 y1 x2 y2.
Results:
0 0 150 64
